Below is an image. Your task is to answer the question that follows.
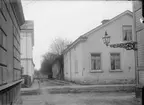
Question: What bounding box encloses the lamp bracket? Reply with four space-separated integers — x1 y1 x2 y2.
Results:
109 41 137 51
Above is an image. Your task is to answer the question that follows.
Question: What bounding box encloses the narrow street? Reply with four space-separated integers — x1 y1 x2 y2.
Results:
21 79 141 105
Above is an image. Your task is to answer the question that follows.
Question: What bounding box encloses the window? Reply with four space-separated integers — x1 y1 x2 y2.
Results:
2 92 7 105
2 34 7 49
0 0 2 9
0 0 7 21
110 53 120 70
123 25 132 41
0 29 2 45
2 67 7 83
0 28 7 50
91 53 101 70
64 54 68 74
75 59 78 73
0 66 2 85
74 50 78 73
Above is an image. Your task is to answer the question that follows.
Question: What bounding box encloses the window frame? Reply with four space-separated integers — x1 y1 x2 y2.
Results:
74 48 78 73
109 52 122 72
0 28 7 51
0 66 3 85
0 0 7 21
122 25 133 42
64 53 68 74
90 53 102 72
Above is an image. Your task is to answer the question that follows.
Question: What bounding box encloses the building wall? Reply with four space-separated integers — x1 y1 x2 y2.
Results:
20 21 35 85
20 32 33 58
64 42 84 82
133 1 144 87
64 13 135 85
21 59 34 77
81 14 135 84
0 0 24 104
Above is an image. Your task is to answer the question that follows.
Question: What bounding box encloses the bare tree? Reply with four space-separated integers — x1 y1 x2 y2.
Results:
40 52 58 78
40 38 72 78
50 37 72 55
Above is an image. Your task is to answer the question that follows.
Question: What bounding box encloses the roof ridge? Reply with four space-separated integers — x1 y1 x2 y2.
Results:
63 10 133 54
82 10 133 37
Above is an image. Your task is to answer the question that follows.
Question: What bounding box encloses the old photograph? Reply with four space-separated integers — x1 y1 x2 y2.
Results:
0 0 143 105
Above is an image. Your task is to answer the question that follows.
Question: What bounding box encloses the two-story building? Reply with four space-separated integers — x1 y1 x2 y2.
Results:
20 20 35 87
63 10 135 85
0 0 25 104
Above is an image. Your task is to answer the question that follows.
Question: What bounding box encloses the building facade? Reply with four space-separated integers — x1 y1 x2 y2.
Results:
0 0 25 104
63 10 135 85
133 1 144 97
20 20 35 87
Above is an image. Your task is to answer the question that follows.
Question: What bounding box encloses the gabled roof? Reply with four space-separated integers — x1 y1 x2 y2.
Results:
82 10 133 37
63 10 133 54
62 36 87 54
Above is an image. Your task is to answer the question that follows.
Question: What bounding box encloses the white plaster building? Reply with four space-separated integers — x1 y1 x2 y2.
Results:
63 10 135 85
20 20 35 86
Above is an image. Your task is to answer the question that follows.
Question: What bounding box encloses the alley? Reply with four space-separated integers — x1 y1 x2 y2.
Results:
21 79 141 105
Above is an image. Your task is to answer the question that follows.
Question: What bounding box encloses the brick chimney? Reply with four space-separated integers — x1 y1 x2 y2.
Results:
101 19 110 24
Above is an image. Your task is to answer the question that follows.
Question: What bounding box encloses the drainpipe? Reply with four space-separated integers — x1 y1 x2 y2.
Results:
26 33 28 75
132 2 139 91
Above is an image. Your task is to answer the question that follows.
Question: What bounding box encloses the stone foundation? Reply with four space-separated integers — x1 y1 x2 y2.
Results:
71 78 135 85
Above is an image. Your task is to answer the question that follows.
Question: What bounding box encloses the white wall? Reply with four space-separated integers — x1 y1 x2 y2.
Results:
20 29 34 81
20 32 33 59
64 13 135 84
81 14 135 84
64 42 84 82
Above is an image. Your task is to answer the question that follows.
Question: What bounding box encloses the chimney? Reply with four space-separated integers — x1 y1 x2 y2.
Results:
101 19 110 24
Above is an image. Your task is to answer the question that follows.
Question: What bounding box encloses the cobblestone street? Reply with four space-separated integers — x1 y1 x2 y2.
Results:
22 91 140 105
21 80 141 105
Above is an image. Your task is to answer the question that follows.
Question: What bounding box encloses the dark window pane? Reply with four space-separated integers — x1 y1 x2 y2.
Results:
111 53 120 70
123 25 132 41
91 54 101 70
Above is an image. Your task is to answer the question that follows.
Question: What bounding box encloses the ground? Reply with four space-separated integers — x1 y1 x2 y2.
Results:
21 79 141 105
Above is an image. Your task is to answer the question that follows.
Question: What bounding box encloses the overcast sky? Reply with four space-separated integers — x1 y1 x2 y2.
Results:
21 1 132 70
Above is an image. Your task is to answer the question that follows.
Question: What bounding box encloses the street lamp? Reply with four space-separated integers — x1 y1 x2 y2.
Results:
102 31 137 50
102 31 110 46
